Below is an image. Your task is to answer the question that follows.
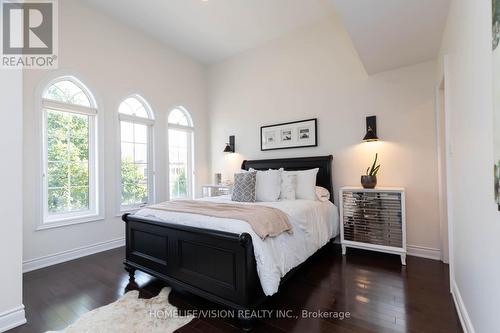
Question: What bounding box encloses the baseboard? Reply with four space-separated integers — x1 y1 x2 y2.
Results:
0 305 26 333
23 237 125 273
451 280 475 333
407 244 441 260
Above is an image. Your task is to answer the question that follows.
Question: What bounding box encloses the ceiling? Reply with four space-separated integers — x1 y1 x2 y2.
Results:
332 0 450 74
82 0 450 73
82 0 334 64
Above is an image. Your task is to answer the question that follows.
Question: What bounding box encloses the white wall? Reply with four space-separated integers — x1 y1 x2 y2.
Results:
437 0 500 331
208 15 442 255
0 70 26 331
23 0 209 264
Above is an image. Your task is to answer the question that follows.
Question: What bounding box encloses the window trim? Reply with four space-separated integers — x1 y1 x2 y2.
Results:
168 107 195 200
117 95 155 213
39 76 103 227
42 99 97 116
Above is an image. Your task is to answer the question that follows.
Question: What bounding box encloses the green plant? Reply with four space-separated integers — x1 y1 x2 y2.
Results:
366 153 381 176
121 158 148 205
172 168 187 198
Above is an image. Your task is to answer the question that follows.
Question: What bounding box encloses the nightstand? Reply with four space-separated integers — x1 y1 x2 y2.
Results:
201 184 232 198
340 187 407 265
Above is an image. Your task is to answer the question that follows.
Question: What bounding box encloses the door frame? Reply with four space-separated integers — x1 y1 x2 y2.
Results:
435 54 454 289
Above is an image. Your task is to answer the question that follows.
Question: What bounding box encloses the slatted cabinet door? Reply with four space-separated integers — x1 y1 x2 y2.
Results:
340 187 407 265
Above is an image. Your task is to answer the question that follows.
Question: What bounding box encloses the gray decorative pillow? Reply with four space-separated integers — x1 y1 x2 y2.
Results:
232 171 257 202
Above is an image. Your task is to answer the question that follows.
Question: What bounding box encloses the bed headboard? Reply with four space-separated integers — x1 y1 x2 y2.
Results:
241 155 333 203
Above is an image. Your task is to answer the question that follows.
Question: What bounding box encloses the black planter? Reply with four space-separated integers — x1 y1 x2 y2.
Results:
361 175 377 189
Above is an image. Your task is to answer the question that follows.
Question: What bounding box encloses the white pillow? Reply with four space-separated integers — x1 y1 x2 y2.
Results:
280 173 297 200
249 168 282 202
282 168 319 200
316 186 330 202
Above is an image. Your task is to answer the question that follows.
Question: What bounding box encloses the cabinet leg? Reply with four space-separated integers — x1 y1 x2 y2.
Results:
341 245 347 255
400 254 407 266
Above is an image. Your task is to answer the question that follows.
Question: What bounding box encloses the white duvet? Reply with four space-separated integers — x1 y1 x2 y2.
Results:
134 195 339 296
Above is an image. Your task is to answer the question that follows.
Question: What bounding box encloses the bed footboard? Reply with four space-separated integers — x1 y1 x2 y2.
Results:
122 213 265 313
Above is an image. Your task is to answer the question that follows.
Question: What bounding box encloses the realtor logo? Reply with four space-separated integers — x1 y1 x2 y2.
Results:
1 0 58 68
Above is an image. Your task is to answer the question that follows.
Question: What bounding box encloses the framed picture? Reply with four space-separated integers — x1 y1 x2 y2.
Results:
494 0 500 210
261 118 317 151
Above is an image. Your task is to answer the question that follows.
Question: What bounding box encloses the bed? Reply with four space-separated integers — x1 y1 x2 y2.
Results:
122 155 337 330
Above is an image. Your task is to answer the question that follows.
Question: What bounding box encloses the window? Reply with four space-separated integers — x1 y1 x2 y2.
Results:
42 77 99 224
168 107 194 200
119 96 154 210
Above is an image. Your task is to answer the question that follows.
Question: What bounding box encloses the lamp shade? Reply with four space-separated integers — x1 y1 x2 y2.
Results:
223 143 232 152
363 128 379 142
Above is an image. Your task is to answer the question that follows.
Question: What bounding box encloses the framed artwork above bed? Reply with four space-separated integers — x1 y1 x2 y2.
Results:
261 118 317 151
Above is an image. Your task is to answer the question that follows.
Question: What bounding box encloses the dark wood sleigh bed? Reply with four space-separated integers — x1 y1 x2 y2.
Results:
122 155 334 331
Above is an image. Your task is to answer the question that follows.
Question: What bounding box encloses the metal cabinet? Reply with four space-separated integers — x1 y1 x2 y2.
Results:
340 187 406 265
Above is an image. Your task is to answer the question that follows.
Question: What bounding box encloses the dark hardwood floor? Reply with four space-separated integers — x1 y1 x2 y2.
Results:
8 244 462 333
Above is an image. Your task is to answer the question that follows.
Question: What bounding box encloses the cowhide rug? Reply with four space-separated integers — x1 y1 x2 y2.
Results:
47 288 194 333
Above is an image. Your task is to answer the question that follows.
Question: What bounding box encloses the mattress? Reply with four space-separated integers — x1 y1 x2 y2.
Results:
134 195 339 296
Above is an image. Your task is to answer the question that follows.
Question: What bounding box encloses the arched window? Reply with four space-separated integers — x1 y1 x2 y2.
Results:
119 96 155 210
42 77 99 223
168 107 194 199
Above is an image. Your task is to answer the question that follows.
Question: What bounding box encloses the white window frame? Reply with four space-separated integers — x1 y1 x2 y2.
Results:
40 77 102 227
168 107 195 200
118 95 155 213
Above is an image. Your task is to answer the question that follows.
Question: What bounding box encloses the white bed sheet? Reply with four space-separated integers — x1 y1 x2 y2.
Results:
134 195 339 296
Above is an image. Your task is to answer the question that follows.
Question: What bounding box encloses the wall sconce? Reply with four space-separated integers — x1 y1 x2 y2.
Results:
362 116 379 142
223 135 235 153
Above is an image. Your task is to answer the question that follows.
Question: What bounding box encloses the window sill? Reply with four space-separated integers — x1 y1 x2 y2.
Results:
37 214 104 231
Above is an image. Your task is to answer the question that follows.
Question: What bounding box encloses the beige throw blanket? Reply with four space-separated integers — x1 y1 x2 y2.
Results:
147 200 292 239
